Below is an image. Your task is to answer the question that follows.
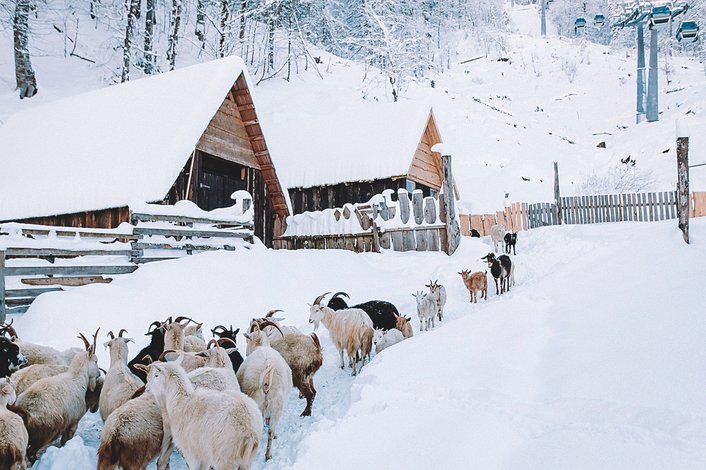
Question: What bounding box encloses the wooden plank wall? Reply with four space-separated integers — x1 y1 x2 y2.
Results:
11 206 131 230
691 191 706 218
459 203 528 236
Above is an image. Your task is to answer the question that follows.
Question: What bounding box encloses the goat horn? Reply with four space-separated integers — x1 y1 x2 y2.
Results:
207 339 219 349
98 367 107 375
258 320 285 339
313 292 331 306
165 316 173 324
1 323 18 340
217 338 237 348
265 309 283 318
92 328 100 354
158 349 177 361
77 333 91 350
174 316 194 325
118 329 128 337
107 331 115 340
146 321 161 334
142 354 153 364
331 291 350 299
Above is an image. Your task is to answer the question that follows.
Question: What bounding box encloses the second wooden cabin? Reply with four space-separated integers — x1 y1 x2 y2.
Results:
262 103 458 215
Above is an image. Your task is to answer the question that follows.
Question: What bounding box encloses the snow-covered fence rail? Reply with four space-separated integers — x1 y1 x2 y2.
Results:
276 189 449 253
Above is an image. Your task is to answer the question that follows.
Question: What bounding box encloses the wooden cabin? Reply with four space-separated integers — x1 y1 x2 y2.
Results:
0 57 289 247
260 103 457 214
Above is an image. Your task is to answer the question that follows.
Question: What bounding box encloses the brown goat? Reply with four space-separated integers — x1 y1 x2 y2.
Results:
394 314 414 339
459 270 488 303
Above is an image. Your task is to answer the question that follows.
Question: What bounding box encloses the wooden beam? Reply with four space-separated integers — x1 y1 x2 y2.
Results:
6 265 136 276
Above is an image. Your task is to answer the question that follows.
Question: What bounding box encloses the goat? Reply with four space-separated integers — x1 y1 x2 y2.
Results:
238 322 292 460
0 335 27 378
458 270 488 303
426 281 447 322
210 325 245 375
127 321 165 382
183 321 207 353
490 223 506 253
394 314 414 339
372 328 405 354
504 232 517 255
0 321 81 367
10 329 101 463
186 339 240 392
309 293 374 376
247 318 322 417
99 330 144 421
470 228 481 238
327 292 399 330
97 390 169 470
413 291 436 331
11 363 104 413
0 377 28 470
481 253 514 295
145 357 262 470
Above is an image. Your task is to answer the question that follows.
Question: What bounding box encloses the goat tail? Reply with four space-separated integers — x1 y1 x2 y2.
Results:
5 404 28 425
259 364 276 394
97 439 119 470
310 332 321 352
237 431 260 465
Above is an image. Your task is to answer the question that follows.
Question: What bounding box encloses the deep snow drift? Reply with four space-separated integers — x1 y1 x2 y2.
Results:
9 217 706 469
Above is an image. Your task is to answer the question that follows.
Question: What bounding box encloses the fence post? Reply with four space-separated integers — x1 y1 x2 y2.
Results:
441 154 461 255
676 123 690 244
0 251 5 323
554 162 562 225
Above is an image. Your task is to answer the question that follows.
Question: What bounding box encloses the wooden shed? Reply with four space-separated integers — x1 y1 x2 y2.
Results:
0 57 289 246
260 103 457 214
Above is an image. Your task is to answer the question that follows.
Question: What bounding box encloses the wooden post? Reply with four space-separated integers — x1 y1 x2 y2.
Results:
0 251 5 323
441 154 461 255
677 129 689 244
554 161 562 225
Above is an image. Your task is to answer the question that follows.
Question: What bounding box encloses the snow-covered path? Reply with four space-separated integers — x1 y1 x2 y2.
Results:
14 218 706 469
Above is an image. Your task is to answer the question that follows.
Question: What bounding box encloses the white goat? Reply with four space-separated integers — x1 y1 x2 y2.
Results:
187 340 240 392
490 223 506 253
99 330 144 421
372 328 405 354
145 358 262 470
238 322 293 461
413 291 436 331
308 293 374 376
12 330 101 463
426 280 447 322
0 377 28 470
97 391 170 470
183 322 207 353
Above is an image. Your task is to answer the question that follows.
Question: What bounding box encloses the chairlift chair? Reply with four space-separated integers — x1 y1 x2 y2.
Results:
649 5 672 26
575 17 587 28
594 14 606 25
676 20 699 42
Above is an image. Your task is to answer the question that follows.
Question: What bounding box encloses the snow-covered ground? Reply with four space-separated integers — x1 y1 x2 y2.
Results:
8 217 706 470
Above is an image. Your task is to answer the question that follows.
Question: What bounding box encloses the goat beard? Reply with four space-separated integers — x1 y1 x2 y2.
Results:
312 320 320 331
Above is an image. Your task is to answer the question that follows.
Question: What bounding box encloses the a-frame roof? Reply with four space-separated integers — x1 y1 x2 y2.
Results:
0 56 288 221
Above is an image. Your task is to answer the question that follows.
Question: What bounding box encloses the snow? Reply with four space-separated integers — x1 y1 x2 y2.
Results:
131 197 253 224
260 101 434 189
8 217 706 470
0 56 249 221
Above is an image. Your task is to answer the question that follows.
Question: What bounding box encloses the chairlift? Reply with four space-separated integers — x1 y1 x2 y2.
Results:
650 5 671 26
575 17 587 29
594 14 605 25
676 20 699 42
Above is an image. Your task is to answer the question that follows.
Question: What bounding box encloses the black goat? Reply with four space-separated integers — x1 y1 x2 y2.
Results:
327 292 399 330
127 320 165 383
470 229 481 238
481 253 514 295
211 325 244 374
504 232 517 255
0 336 27 378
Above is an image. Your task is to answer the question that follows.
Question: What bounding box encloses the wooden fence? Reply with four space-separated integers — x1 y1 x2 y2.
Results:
277 189 449 253
460 191 706 236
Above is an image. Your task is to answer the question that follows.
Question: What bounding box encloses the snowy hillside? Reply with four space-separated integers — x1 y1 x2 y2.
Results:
2 4 705 213
11 218 706 470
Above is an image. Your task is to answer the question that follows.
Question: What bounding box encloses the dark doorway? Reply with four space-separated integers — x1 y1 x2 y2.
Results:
198 153 249 211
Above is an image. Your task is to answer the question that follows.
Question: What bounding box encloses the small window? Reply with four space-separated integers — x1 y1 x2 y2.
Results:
406 180 416 192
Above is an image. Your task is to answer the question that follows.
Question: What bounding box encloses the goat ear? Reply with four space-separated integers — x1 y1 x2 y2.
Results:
103 341 110 349
175 354 184 366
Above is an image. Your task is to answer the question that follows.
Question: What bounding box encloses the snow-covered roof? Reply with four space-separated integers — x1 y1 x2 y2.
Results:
0 56 250 221
260 101 436 189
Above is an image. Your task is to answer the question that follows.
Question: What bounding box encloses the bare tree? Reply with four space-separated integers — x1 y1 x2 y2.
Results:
13 0 37 98
167 0 182 70
122 0 140 82
143 0 156 73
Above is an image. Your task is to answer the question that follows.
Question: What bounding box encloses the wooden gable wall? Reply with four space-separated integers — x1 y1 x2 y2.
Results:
407 112 443 191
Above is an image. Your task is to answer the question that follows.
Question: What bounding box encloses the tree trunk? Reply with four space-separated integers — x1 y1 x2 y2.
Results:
167 0 181 71
676 135 689 244
239 0 246 55
195 0 205 43
122 0 140 82
219 0 229 58
267 7 275 72
13 0 38 98
143 0 155 74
